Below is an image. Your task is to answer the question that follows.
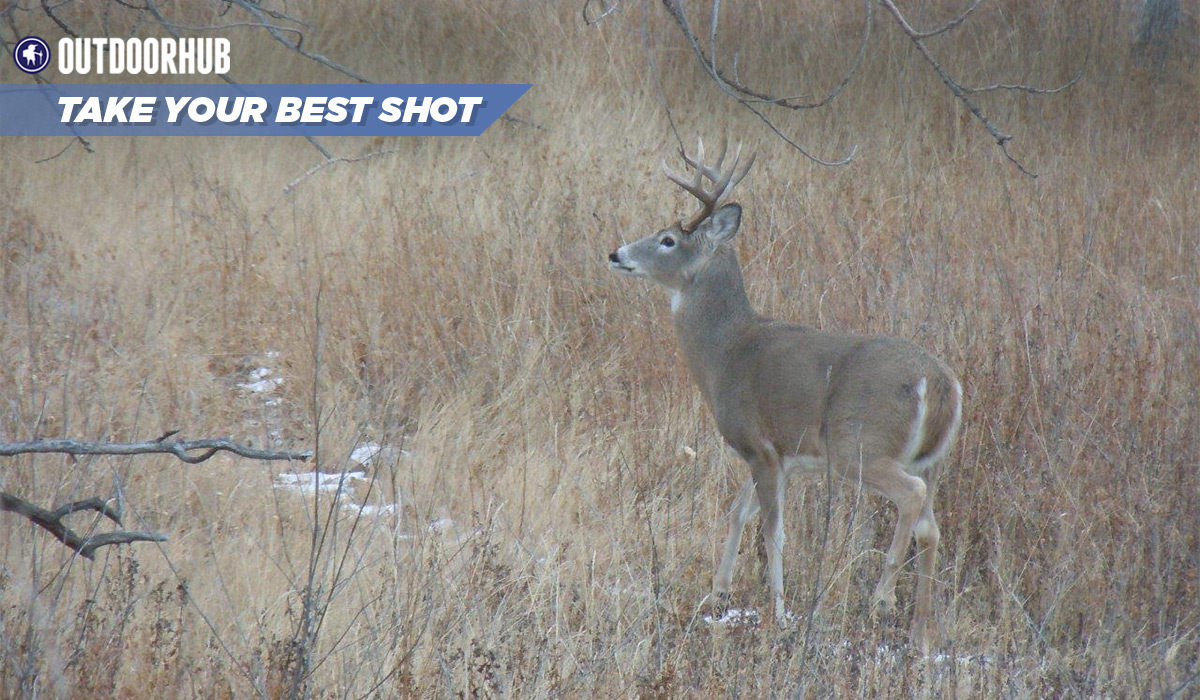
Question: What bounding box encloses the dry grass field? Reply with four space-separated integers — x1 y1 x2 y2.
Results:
1 1 1197 697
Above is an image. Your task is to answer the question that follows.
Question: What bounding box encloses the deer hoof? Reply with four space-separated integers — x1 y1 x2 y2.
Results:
871 593 898 617
910 620 938 655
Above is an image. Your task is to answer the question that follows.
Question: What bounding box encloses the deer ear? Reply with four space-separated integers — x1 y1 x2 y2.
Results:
703 203 742 244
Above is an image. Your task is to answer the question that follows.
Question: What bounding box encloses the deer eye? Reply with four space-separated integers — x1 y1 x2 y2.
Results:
660 236 676 248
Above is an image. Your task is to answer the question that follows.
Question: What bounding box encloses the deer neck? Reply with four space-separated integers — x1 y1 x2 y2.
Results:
671 246 755 391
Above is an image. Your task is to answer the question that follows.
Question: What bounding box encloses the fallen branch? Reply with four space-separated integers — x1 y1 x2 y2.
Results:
0 491 167 560
0 436 313 464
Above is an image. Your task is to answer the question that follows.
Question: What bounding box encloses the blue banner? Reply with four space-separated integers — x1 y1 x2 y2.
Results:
0 83 531 136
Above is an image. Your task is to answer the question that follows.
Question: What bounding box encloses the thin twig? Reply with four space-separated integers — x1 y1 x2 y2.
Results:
641 4 683 152
34 139 77 164
961 73 1083 95
148 20 304 39
583 0 620 25
907 0 987 40
283 149 404 194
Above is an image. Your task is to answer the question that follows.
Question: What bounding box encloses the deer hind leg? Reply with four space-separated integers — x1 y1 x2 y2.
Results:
862 458 927 615
910 483 941 652
713 477 761 605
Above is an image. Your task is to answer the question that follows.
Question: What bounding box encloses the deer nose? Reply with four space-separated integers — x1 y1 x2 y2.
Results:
608 251 620 264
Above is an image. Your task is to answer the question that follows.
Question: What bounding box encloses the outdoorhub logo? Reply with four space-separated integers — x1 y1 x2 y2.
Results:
10 36 230 75
13 36 51 74
58 38 231 75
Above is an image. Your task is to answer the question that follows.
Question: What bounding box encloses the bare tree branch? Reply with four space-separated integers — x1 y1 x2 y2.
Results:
660 0 862 166
225 0 373 84
0 491 168 560
139 0 335 160
0 31 95 155
1 435 309 557
0 437 312 463
645 0 1082 176
583 0 620 26
661 0 872 111
41 0 81 38
905 0 987 40
878 0 1039 177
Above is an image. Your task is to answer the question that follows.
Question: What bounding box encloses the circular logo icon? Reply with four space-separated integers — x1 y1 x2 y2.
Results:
14 36 51 74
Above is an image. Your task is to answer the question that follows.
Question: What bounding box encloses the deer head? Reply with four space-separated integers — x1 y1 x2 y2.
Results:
608 139 755 291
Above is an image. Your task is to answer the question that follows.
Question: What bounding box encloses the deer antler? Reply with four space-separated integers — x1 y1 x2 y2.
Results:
662 138 756 231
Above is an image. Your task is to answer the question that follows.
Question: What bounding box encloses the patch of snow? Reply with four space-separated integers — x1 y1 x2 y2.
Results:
703 608 762 626
349 442 411 466
929 651 995 666
343 502 400 517
702 606 801 626
273 470 366 493
239 366 283 393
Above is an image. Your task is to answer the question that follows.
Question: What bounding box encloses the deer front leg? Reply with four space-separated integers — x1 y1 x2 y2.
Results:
713 477 760 611
750 453 788 623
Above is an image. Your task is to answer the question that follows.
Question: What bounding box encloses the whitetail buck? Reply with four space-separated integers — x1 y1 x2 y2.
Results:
607 141 962 652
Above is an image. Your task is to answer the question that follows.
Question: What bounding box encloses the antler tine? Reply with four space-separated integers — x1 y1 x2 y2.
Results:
661 138 706 195
706 142 741 201
681 140 731 192
681 137 727 179
662 159 707 202
664 138 756 230
734 151 757 186
710 136 729 174
714 148 757 203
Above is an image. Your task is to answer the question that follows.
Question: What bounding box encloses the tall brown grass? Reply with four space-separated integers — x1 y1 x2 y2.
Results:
1 0 1197 697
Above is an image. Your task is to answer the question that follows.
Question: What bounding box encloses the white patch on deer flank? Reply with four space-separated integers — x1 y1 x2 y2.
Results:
900 377 928 465
911 378 962 473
